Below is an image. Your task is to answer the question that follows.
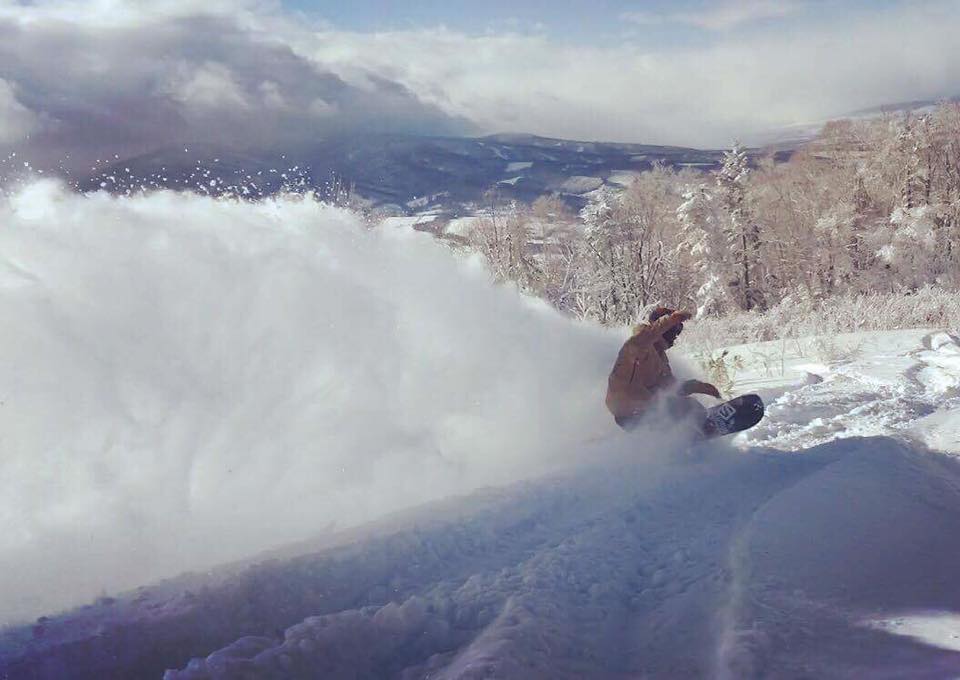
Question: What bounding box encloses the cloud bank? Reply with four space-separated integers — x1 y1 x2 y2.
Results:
0 79 39 145
307 2 960 147
0 180 621 623
0 0 470 173
2 1 960 168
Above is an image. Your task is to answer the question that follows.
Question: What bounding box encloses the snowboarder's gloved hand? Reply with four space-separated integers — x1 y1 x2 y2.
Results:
700 382 721 399
681 380 721 399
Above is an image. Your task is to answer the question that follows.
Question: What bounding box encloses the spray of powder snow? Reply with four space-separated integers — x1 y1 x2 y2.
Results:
0 180 634 623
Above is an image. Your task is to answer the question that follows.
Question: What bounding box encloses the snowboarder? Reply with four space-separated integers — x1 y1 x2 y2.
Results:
605 306 722 433
606 306 765 437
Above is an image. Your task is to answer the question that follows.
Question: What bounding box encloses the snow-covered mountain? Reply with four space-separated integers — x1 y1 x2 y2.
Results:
74 133 739 215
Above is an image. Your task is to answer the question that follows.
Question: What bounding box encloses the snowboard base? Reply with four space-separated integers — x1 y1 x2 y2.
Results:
702 394 764 439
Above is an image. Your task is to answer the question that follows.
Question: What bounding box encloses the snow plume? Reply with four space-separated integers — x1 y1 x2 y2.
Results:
0 180 639 623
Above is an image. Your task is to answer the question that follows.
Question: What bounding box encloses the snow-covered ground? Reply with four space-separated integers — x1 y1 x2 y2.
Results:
161 329 960 680
3 183 960 678
713 329 960 454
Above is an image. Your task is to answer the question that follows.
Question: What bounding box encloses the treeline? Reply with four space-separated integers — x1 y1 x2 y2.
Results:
466 103 960 326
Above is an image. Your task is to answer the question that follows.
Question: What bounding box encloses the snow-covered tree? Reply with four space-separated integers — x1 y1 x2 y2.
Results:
528 194 580 312
576 171 681 325
811 204 857 296
716 142 766 311
872 204 939 290
579 187 635 324
469 195 542 293
898 114 934 210
676 184 729 316
461 103 960 327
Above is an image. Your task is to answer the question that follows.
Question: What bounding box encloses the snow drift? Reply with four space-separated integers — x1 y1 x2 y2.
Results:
0 180 623 623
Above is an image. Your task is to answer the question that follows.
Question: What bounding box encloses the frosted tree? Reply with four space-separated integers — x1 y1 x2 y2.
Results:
716 142 766 310
899 114 934 210
577 175 677 325
676 184 729 316
811 204 857 296
528 194 580 312
579 187 632 323
468 196 542 294
928 105 960 285
619 167 678 307
847 172 877 278
460 102 960 326
865 112 956 289
872 204 939 290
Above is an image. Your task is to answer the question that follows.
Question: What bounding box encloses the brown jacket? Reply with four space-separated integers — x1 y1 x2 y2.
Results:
605 312 686 419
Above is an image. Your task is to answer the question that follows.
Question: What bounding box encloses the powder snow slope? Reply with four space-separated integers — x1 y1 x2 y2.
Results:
3 183 960 678
723 329 960 454
5 331 960 679
161 333 960 679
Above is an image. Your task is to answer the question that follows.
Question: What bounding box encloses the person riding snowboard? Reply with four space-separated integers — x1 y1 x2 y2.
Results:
605 306 721 432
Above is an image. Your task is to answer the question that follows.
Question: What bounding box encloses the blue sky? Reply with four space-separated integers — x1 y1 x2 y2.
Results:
284 0 904 48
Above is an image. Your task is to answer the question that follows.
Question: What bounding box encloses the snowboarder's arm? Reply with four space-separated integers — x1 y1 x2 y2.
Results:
641 310 692 338
681 380 721 398
633 312 693 341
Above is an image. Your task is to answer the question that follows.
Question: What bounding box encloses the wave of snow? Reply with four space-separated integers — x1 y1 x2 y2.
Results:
0 180 623 624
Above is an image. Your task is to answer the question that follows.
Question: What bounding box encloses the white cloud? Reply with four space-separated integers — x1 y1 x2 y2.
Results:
309 97 337 117
258 80 287 109
2 0 960 161
298 1 960 147
0 79 39 145
623 0 803 31
0 0 468 171
0 0 273 28
168 62 250 110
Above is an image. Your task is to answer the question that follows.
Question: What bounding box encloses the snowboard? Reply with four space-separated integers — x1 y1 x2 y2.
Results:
701 394 764 439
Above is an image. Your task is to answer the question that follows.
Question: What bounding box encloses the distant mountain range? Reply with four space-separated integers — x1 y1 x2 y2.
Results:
751 96 960 148
78 133 785 216
54 95 960 217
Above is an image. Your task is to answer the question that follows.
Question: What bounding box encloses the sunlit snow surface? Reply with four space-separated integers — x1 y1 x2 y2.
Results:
730 329 960 453
3 183 960 679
